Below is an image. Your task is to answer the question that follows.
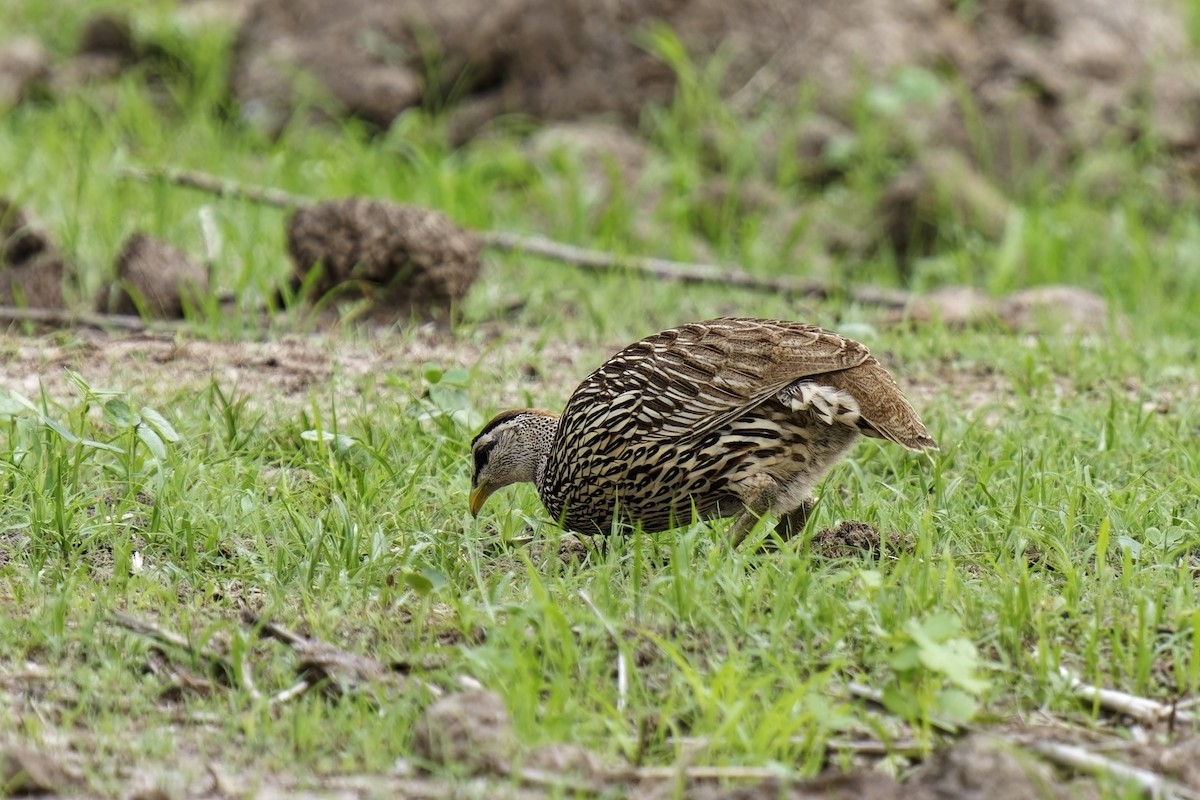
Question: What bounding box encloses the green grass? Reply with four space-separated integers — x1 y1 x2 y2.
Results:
1 1 1199 796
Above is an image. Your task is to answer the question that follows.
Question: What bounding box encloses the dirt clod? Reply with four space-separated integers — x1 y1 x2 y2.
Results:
411 689 516 775
901 286 999 329
50 12 142 92
878 150 1012 266
810 521 913 560
286 198 481 323
76 14 137 59
896 283 1118 336
0 198 55 268
0 744 68 795
0 36 51 110
910 735 1069 800
100 233 209 318
524 743 607 778
0 198 66 309
995 285 1115 336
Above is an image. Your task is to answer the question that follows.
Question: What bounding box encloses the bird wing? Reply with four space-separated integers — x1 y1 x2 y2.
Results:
560 318 873 444
820 360 938 451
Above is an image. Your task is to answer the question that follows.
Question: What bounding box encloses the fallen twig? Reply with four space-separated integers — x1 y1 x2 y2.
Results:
504 765 609 796
119 163 916 308
826 737 924 756
240 611 445 701
144 649 218 697
847 681 885 705
1028 740 1200 800
629 764 790 782
846 681 962 735
1060 666 1193 727
0 305 162 332
673 734 924 758
118 165 303 209
270 680 313 706
108 611 210 656
480 231 912 307
106 611 242 690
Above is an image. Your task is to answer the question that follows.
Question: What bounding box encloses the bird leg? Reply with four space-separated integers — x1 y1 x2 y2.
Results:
728 475 778 548
772 497 816 542
729 493 815 550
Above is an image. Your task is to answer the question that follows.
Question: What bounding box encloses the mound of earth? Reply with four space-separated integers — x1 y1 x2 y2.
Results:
0 197 66 309
97 233 210 319
285 198 482 322
0 12 189 107
231 0 1200 188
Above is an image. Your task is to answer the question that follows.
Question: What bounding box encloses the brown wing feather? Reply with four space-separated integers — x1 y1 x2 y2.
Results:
558 318 871 445
821 359 938 451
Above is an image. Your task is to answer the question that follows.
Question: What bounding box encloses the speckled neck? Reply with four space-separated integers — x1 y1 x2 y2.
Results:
525 412 559 491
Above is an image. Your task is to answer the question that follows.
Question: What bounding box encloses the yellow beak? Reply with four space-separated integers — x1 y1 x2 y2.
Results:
469 483 494 517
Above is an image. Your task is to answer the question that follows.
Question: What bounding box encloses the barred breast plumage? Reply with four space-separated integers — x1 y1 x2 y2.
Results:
469 317 936 545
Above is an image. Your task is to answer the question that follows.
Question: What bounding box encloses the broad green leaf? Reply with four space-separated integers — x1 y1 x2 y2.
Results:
80 438 122 453
417 567 446 590
139 406 181 442
881 685 919 719
935 688 979 725
441 368 470 386
402 570 434 594
104 398 135 428
889 643 921 671
42 417 79 444
857 569 883 589
137 424 167 461
916 636 989 694
915 612 961 643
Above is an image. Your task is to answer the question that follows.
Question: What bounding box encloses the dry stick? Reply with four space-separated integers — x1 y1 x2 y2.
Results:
118 165 303 209
482 231 911 307
117 164 915 309
846 681 963 736
825 738 924 756
270 680 313 706
847 681 885 705
109 611 210 654
1059 666 1193 726
630 765 789 782
241 612 447 700
107 612 254 696
501 765 609 796
673 735 924 757
1028 740 1199 800
0 305 162 332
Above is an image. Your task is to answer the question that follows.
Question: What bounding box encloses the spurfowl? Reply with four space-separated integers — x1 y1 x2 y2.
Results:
469 317 936 545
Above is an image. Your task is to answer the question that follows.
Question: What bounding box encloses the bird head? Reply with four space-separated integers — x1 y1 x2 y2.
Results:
469 409 559 517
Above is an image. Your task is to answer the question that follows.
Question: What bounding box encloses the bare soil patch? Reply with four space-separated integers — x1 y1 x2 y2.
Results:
0 326 595 414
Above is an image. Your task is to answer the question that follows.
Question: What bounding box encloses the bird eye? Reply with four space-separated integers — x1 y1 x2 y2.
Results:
473 445 490 481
